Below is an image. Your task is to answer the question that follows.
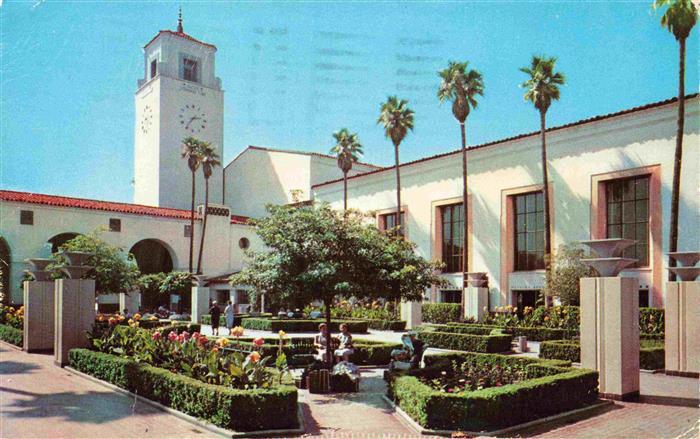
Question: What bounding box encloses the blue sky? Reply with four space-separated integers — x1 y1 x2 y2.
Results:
1 1 698 203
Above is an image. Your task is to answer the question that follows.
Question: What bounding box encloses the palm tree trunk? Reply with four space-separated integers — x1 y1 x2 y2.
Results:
188 171 196 274
196 178 210 275
669 37 686 282
343 171 348 213
540 110 553 303
394 143 402 234
460 122 469 288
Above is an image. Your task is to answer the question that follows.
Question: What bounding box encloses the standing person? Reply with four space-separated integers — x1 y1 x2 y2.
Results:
224 300 235 335
209 301 221 336
334 323 355 363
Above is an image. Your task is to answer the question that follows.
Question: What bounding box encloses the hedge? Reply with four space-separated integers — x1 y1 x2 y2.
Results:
422 303 461 324
639 307 664 335
69 349 298 431
441 322 577 342
387 351 598 431
417 330 513 353
242 318 369 333
346 317 406 331
539 339 665 370
0 324 23 347
156 323 202 335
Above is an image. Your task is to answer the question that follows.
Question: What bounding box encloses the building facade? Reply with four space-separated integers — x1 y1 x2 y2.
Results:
313 96 700 309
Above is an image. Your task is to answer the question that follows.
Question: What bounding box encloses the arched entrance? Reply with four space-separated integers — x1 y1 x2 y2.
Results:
129 239 174 274
0 238 11 305
48 233 81 253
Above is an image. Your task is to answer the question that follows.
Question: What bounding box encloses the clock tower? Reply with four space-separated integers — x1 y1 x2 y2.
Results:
134 13 224 209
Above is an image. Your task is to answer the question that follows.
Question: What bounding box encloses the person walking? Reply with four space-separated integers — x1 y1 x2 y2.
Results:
224 300 235 335
209 301 221 336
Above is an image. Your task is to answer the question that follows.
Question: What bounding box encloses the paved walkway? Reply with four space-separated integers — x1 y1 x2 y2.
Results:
0 344 211 438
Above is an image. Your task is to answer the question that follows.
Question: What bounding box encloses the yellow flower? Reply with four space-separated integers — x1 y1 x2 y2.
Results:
217 337 229 347
133 313 141 321
278 330 286 339
128 319 134 325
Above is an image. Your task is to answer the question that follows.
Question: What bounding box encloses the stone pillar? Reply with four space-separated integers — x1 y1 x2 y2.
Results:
119 291 140 315
401 301 422 329
54 278 96 367
665 281 700 377
191 285 210 324
463 287 489 322
580 276 639 400
23 281 55 353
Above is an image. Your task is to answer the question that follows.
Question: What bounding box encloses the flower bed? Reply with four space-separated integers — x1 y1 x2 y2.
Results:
0 324 22 347
386 351 598 432
69 349 298 431
417 330 513 353
0 304 23 329
241 318 369 333
539 339 665 370
422 303 462 324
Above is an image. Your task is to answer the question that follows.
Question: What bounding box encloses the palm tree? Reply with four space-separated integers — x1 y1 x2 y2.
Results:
330 128 363 213
654 0 697 280
181 137 203 274
520 56 565 289
377 96 414 235
437 61 484 285
196 142 221 275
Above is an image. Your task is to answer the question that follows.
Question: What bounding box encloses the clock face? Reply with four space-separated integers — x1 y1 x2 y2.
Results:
178 104 207 134
140 105 153 134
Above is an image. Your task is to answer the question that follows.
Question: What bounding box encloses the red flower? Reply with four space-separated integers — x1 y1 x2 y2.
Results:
253 337 265 347
167 331 178 342
151 332 162 341
181 331 191 341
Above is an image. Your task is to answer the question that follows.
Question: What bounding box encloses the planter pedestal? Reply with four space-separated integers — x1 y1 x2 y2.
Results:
54 279 95 366
191 285 210 324
665 281 700 377
400 301 422 329
23 280 55 353
463 286 488 322
580 276 639 400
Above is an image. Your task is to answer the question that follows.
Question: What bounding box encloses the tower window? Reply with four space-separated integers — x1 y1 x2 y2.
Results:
150 59 157 79
20 210 34 225
184 224 192 238
183 58 198 82
109 218 121 232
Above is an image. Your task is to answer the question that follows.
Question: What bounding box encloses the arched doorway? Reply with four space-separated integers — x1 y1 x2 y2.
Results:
0 238 11 305
48 233 80 253
129 239 174 274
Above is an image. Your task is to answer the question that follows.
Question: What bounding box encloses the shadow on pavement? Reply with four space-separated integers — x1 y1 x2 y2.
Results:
0 361 41 375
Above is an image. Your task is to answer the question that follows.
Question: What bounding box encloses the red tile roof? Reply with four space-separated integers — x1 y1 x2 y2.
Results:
312 93 699 189
0 190 250 225
144 30 216 50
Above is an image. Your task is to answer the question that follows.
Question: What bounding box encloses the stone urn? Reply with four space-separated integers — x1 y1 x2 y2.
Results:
580 257 638 277
25 258 54 271
580 238 635 258
23 269 52 282
60 251 93 267
581 239 637 277
465 272 488 288
59 265 94 279
667 251 700 268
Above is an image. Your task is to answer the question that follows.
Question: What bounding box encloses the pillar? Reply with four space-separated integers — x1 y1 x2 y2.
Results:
191 285 210 324
401 301 422 329
665 281 700 377
119 291 140 315
580 276 639 400
464 287 489 322
54 278 96 367
23 281 55 353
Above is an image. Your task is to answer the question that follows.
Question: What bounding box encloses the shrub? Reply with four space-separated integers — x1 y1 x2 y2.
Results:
424 322 577 342
417 330 512 353
0 324 23 347
69 349 298 431
241 318 368 333
639 307 664 335
543 242 596 306
540 339 665 370
347 318 406 331
157 323 201 335
0 304 24 329
388 351 597 431
422 303 461 324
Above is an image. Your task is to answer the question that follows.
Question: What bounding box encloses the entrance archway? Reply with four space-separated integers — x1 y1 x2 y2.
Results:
0 238 10 305
48 233 81 253
129 239 174 274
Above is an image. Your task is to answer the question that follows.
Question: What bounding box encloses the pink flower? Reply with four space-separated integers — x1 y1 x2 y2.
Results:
181 331 190 341
192 332 201 340
177 334 185 343
152 332 162 341
253 337 265 347
198 336 208 346
168 331 178 342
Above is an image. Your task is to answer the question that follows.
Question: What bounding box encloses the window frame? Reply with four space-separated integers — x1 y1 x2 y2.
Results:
439 203 464 274
150 59 157 79
604 175 650 268
20 210 34 225
109 218 121 232
182 57 199 83
513 191 545 272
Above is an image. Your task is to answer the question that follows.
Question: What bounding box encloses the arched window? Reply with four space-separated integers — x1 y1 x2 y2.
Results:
130 239 174 274
48 233 81 253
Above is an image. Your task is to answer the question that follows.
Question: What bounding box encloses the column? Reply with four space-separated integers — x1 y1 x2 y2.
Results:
665 281 700 377
463 286 489 322
401 301 422 329
191 285 210 324
54 278 96 367
23 280 55 353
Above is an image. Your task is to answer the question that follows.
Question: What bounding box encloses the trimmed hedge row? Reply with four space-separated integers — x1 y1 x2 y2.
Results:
422 303 461 324
417 330 513 353
242 318 369 333
69 349 298 431
346 317 406 331
443 322 577 341
157 323 202 335
0 324 23 347
539 339 665 370
387 351 598 431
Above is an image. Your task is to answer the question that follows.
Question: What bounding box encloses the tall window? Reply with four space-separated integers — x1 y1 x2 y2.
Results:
150 59 157 79
379 212 404 236
183 58 198 82
514 192 545 271
440 203 463 273
440 290 462 304
606 176 649 267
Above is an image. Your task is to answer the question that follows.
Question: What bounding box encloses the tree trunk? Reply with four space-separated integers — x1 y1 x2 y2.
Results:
461 122 469 288
188 171 196 274
394 143 402 234
343 171 348 213
324 297 332 365
669 38 686 282
540 111 553 303
196 178 210 275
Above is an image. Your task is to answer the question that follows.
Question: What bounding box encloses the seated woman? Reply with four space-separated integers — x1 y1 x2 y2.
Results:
334 323 355 363
390 332 424 370
314 323 331 362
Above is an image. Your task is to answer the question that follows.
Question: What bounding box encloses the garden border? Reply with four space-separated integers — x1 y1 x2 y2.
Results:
65 365 306 438
382 394 613 437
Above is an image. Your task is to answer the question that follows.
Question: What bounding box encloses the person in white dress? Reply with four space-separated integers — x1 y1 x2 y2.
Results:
224 300 235 335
